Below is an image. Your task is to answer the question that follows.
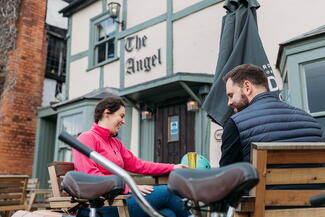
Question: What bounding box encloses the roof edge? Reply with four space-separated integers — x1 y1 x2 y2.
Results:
59 0 97 17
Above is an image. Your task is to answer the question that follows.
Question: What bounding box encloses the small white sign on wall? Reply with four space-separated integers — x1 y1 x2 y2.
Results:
168 116 179 142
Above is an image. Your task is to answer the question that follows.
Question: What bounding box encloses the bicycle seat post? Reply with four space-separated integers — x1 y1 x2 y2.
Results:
209 207 234 217
89 207 97 217
226 207 235 217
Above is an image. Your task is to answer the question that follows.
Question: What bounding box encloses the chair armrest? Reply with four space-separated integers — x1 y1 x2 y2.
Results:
33 189 52 194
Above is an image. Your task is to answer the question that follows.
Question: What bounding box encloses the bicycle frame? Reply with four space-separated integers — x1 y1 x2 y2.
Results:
59 131 236 217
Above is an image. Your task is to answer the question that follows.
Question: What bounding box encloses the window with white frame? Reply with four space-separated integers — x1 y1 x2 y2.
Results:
303 59 325 114
92 15 117 66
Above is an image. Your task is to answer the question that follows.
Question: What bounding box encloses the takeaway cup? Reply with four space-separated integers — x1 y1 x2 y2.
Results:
187 152 197 168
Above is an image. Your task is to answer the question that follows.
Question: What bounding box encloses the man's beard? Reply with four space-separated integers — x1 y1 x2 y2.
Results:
233 94 249 113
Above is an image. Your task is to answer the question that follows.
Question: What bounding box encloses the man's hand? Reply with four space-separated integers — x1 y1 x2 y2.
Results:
173 164 188 169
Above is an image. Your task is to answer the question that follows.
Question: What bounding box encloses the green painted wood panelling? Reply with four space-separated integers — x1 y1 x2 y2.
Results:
122 0 127 29
37 106 57 118
120 73 213 96
166 0 173 75
54 100 99 113
88 13 95 69
70 50 88 62
32 117 56 188
120 39 125 88
117 14 166 39
139 119 154 161
100 66 104 88
179 81 202 105
87 57 119 72
65 17 72 99
102 0 107 12
119 104 133 149
172 0 223 21
195 109 211 160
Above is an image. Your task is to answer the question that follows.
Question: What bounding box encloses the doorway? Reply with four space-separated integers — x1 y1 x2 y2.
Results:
154 103 195 164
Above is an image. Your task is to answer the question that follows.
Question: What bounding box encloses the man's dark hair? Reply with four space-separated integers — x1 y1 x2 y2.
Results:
223 64 269 90
94 97 125 123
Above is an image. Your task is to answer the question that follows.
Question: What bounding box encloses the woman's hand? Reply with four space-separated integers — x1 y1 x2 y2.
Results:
135 185 154 196
173 164 188 169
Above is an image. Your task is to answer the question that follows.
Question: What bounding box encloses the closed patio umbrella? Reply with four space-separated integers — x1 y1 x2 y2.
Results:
202 0 279 126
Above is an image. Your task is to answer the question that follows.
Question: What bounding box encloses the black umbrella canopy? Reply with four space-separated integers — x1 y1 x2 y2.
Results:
202 0 279 126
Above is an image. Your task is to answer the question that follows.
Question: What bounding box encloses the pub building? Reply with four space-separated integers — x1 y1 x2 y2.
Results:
33 0 325 186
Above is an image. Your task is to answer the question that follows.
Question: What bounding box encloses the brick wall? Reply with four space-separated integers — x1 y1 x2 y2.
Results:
0 0 47 175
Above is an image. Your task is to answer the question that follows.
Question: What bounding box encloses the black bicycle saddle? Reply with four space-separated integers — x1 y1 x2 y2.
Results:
62 171 125 201
167 162 259 205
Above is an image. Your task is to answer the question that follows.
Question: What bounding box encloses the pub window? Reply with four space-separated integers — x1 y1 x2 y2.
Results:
57 113 83 162
303 59 325 114
92 16 117 66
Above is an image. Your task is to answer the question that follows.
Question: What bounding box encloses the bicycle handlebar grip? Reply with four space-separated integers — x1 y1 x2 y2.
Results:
310 193 325 206
58 131 93 158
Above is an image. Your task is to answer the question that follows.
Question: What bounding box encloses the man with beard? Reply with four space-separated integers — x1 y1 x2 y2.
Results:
219 64 322 166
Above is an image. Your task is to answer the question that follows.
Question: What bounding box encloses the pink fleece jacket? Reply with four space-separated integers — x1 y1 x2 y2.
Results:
73 123 174 193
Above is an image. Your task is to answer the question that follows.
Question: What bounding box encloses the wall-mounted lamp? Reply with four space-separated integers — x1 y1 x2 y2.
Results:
187 99 199 112
107 2 125 30
141 106 153 120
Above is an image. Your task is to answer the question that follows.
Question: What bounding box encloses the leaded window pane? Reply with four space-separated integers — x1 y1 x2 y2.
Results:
46 35 66 77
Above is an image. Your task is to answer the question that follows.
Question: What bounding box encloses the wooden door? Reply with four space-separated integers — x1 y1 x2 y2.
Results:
154 104 195 164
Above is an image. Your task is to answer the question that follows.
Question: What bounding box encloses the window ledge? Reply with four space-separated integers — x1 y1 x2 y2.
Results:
87 56 120 71
311 111 325 118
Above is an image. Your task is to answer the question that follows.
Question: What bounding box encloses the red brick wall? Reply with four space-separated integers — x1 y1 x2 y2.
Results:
0 0 47 175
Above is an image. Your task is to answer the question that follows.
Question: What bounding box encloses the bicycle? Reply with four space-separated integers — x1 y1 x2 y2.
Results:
59 131 259 217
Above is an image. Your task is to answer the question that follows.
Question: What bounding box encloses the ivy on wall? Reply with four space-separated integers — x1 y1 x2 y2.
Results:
0 0 21 97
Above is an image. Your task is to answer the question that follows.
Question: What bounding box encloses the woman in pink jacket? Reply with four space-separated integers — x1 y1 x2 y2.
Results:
73 97 191 217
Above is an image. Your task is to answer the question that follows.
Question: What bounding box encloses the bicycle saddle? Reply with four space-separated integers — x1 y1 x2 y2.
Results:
62 171 125 200
167 162 258 204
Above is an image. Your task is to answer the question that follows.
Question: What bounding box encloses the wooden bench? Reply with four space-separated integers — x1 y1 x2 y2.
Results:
130 173 168 186
0 175 29 217
48 162 131 217
235 142 325 217
26 178 52 211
